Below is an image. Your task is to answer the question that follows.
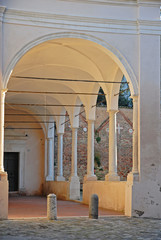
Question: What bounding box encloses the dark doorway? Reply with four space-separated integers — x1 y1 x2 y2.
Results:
4 152 19 192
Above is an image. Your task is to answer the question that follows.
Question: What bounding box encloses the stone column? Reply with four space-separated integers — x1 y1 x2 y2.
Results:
46 137 54 181
105 110 120 181
127 96 139 182
69 127 80 200
84 120 97 181
0 89 7 172
56 133 65 181
71 127 78 178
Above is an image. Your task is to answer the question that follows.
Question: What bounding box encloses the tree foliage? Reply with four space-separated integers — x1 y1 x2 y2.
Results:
96 76 133 108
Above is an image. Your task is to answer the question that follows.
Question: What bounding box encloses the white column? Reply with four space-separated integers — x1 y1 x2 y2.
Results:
0 89 7 172
105 110 120 181
69 127 80 200
84 120 97 181
127 95 139 182
46 138 54 181
71 127 78 177
56 133 65 181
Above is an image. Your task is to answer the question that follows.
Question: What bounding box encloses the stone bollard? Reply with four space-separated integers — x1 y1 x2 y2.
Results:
47 194 57 220
89 194 99 219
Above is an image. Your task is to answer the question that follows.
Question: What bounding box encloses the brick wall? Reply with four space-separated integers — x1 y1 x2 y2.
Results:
54 107 133 187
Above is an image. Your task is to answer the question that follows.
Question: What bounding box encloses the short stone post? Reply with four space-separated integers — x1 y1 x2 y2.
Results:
47 194 57 220
89 194 99 219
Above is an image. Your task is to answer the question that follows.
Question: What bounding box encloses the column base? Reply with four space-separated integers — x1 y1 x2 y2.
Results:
127 172 139 182
0 171 8 219
105 173 120 181
69 175 80 183
84 174 97 182
46 175 54 181
56 176 65 181
69 176 80 200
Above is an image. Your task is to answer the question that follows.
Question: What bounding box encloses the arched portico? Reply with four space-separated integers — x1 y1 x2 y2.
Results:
0 0 161 219
0 35 139 218
3 32 138 97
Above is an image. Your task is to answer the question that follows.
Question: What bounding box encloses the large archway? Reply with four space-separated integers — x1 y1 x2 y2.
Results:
1 36 139 218
0 0 160 220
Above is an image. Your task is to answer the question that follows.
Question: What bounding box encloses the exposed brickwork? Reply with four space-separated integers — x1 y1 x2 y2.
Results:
54 107 133 187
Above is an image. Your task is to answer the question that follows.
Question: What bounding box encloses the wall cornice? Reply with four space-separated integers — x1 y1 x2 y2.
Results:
58 0 137 6
137 0 161 7
57 0 161 7
2 8 161 35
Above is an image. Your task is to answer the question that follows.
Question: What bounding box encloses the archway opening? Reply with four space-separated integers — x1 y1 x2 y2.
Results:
4 37 137 218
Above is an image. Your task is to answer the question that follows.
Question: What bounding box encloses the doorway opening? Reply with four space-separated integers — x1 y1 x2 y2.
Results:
4 152 19 192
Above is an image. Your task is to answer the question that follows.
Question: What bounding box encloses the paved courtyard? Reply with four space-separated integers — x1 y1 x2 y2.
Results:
0 196 160 239
8 196 123 218
1 217 161 240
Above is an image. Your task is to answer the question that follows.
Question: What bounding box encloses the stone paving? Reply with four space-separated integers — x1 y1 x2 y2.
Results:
1 216 161 240
8 196 123 218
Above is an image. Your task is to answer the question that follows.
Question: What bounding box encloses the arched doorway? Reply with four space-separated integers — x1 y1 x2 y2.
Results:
1 35 138 218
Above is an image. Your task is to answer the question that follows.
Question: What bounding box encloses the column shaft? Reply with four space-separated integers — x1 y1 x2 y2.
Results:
0 90 6 172
87 120 94 176
84 120 97 181
105 110 120 181
69 127 80 200
71 127 78 177
46 138 54 181
57 133 65 181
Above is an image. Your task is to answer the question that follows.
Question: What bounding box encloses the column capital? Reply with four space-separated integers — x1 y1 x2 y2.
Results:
71 126 78 130
1 89 7 95
107 109 118 115
47 137 53 141
87 119 95 124
131 95 138 102
57 132 64 136
0 6 6 22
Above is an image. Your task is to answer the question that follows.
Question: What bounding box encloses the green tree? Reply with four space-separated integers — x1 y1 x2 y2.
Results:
118 76 133 108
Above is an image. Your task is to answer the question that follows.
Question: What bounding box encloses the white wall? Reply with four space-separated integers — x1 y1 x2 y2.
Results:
4 109 45 195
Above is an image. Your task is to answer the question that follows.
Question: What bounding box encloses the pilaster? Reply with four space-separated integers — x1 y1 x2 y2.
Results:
127 95 139 182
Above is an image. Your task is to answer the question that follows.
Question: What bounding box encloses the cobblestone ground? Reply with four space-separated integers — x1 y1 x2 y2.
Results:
0 217 161 240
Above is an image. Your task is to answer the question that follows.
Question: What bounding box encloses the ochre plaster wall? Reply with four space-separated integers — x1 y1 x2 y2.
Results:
44 181 70 200
83 181 126 212
0 173 8 219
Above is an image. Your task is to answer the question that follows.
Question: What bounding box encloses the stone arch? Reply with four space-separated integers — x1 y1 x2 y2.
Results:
3 32 138 96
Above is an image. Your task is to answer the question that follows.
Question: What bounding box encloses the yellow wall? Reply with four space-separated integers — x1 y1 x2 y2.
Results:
44 181 70 200
83 181 126 212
